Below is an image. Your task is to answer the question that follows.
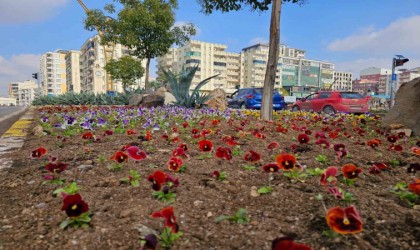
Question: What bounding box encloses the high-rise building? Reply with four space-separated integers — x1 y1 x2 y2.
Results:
157 40 242 92
65 50 81 93
332 71 352 91
8 80 39 106
79 35 146 94
40 50 68 96
157 40 334 96
398 70 420 89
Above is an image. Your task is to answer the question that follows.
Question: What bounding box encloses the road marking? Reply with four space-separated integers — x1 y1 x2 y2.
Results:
2 119 33 137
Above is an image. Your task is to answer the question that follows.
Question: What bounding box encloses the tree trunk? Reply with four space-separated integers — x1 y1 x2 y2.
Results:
260 0 281 121
145 58 151 90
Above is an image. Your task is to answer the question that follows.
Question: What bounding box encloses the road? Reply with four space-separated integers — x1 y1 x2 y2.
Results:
0 106 27 137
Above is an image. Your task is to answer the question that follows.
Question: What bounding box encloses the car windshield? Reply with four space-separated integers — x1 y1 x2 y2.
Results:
340 92 364 99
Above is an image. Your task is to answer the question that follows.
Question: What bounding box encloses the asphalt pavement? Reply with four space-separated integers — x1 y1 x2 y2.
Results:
0 106 28 137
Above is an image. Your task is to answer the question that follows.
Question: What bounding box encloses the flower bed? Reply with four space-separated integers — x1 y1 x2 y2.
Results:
0 105 419 249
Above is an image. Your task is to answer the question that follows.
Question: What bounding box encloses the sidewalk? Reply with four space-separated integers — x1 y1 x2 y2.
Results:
0 107 36 171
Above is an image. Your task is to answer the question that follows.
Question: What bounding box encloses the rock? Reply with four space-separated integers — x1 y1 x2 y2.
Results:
156 87 167 97
390 128 412 137
382 77 420 135
204 88 228 111
133 223 159 236
140 94 165 108
193 200 203 207
207 212 213 218
27 180 36 185
77 164 93 171
250 186 260 197
128 94 143 106
36 203 47 209
32 125 45 136
164 92 177 105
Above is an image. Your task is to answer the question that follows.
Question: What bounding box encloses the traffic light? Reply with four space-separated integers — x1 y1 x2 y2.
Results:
32 73 38 79
394 58 409 67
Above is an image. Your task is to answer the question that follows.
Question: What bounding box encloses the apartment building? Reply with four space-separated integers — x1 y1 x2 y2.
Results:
332 71 352 91
65 50 81 93
79 35 146 94
157 40 242 92
39 50 68 96
8 80 39 106
157 40 334 96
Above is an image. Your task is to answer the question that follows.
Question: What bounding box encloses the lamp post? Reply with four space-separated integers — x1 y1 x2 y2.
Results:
389 55 409 109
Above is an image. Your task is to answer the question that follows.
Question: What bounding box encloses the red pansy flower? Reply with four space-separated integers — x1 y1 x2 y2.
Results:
267 142 280 151
315 139 330 149
397 131 406 138
211 119 220 126
276 126 288 133
211 170 220 178
31 147 47 159
272 237 313 250
387 135 398 143
222 135 238 146
275 153 297 170
61 194 89 217
151 206 179 233
191 128 199 134
373 162 389 171
172 147 189 160
411 147 420 156
367 139 381 148
199 120 206 126
179 143 188 152
182 122 189 128
167 157 183 172
198 139 213 152
244 150 261 162
342 164 362 179
200 129 212 137
147 170 167 191
326 205 363 234
215 146 233 160
126 146 147 161
320 166 338 186
388 144 403 151
304 129 312 135
103 130 114 136
297 134 310 144
110 151 128 163
126 129 137 135
81 132 94 140
45 162 68 173
327 187 343 200
315 131 326 139
407 163 420 174
166 174 180 187
408 178 420 195
262 163 280 173
328 131 339 139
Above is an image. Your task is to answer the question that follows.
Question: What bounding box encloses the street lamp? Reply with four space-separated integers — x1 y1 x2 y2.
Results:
389 55 409 109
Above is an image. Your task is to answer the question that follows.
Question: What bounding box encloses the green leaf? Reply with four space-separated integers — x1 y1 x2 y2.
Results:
257 186 273 194
59 219 70 229
215 215 230 223
242 165 256 171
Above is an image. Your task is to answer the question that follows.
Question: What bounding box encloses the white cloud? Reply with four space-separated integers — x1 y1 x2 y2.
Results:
334 57 420 78
0 0 69 24
0 54 40 97
249 37 269 45
174 21 201 36
328 16 420 56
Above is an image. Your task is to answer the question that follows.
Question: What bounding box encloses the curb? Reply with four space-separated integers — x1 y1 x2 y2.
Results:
0 106 36 171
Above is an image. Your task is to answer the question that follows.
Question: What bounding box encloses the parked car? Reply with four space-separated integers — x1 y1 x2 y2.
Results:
291 91 368 114
227 88 286 110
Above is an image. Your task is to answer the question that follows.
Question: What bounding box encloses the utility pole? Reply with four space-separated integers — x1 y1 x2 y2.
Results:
389 55 409 109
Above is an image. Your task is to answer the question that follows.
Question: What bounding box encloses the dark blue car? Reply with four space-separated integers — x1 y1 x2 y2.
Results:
228 88 286 110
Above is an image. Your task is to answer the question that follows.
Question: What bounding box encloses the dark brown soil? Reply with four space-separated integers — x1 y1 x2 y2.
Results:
0 107 419 250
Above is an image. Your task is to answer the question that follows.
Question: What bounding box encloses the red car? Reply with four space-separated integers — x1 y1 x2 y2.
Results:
292 91 368 114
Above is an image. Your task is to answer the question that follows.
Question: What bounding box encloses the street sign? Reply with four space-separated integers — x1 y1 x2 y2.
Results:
392 74 397 81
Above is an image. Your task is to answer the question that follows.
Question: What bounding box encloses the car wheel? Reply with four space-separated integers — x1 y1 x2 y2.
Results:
240 103 247 110
323 105 335 114
292 105 300 112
